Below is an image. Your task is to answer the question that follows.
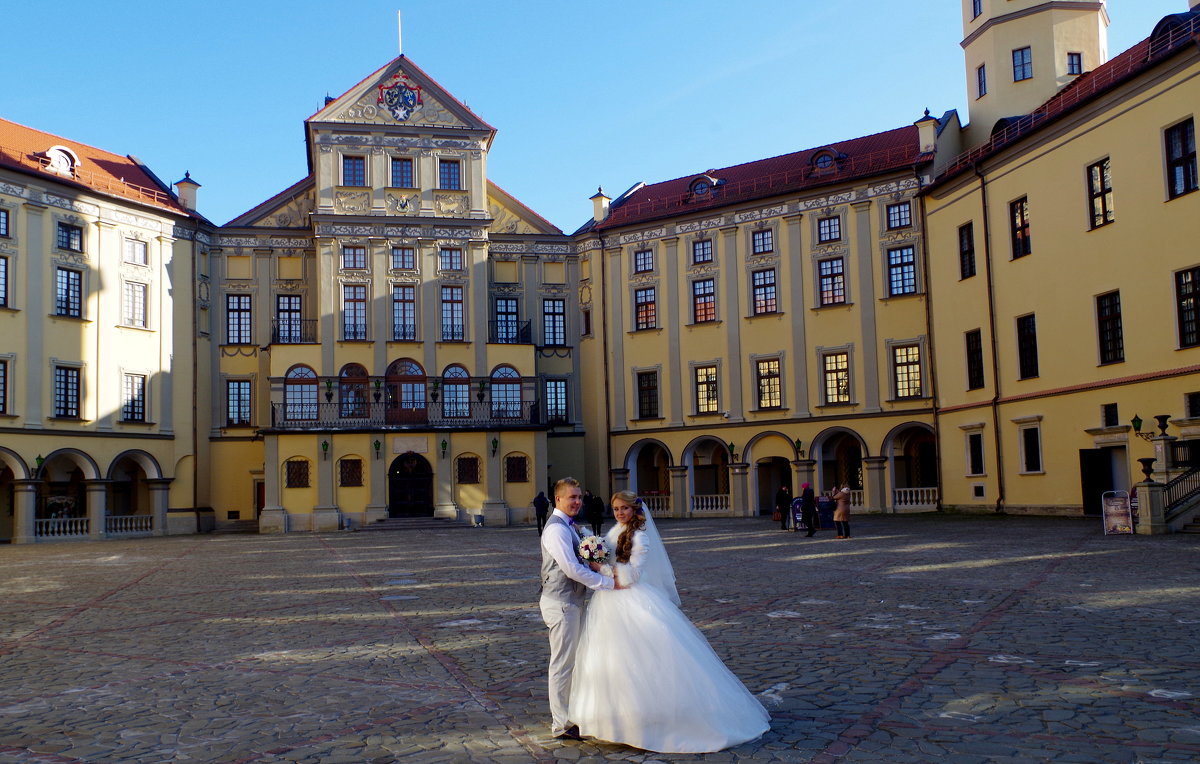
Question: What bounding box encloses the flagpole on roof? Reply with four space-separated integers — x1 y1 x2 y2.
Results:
397 10 403 55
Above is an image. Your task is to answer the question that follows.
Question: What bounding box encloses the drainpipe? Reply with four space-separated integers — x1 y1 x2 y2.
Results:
974 164 1006 514
595 231 613 492
914 172 942 511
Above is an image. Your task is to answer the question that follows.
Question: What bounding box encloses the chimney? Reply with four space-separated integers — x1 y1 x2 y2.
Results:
914 109 939 154
590 186 611 223
174 171 201 211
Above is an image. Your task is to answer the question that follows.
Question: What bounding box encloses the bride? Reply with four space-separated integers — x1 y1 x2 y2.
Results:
568 491 770 753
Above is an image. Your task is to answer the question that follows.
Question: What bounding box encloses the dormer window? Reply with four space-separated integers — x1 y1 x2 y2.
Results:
44 145 80 177
812 152 836 171
688 174 719 200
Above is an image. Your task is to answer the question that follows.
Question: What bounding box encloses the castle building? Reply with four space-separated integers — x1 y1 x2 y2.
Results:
4 1 1199 541
923 1 1200 522
573 126 940 518
0 118 210 542
209 57 578 532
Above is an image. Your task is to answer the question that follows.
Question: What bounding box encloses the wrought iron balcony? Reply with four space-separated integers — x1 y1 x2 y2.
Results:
392 323 417 341
489 319 532 344
342 323 369 341
271 318 318 344
441 324 465 342
268 399 546 431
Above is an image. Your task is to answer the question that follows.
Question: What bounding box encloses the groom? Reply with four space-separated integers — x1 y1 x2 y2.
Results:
539 477 616 740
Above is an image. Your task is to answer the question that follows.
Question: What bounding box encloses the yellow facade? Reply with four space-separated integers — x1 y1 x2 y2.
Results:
7 3 1199 542
926 5 1200 517
207 56 579 532
0 127 210 542
575 146 939 517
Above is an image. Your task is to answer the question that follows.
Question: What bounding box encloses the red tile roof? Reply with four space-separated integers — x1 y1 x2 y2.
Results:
935 11 1200 184
0 117 194 216
589 125 923 231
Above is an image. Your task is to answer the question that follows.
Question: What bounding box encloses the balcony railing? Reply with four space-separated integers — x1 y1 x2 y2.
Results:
36 517 89 538
272 318 318 344
269 399 545 430
392 323 417 341
489 319 532 344
442 324 465 342
107 514 153 534
342 324 369 341
893 487 938 508
691 494 730 513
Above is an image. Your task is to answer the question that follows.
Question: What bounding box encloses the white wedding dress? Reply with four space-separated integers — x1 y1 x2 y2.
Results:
569 518 770 753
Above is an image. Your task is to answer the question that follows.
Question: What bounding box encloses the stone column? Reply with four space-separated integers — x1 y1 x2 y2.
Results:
147 478 172 537
434 436 457 520
729 462 750 517
1151 435 1177 483
1136 480 1167 535
483 433 509 526
366 437 388 525
610 468 630 494
86 480 110 540
260 434 288 533
312 436 341 532
668 465 689 519
792 459 816 493
12 480 38 544
863 456 889 513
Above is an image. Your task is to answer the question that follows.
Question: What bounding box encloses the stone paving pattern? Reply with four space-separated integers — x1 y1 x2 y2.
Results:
1 514 1199 763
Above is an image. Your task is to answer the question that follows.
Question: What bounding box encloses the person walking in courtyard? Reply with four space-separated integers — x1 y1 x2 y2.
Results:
775 485 791 531
533 491 550 536
584 490 605 537
799 482 818 537
833 484 852 539
539 477 616 739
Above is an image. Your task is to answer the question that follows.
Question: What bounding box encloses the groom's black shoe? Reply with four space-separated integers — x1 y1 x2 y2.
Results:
555 725 582 741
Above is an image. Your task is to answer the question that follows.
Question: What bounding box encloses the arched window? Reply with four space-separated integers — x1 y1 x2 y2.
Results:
442 365 470 418
339 363 368 418
491 365 522 419
385 358 426 424
284 365 318 421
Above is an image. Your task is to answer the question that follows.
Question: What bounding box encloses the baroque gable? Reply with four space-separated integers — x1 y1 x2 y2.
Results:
309 57 493 134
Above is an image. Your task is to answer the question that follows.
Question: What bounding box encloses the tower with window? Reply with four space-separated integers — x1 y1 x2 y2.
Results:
960 0 1109 149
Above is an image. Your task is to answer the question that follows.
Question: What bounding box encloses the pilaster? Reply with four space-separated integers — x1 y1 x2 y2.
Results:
863 456 888 513
11 480 38 544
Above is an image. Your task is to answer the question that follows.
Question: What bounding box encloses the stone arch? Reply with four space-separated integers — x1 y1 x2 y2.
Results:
681 435 732 501
106 449 164 480
743 431 798 517
0 447 32 480
39 448 101 481
621 438 674 499
809 427 868 493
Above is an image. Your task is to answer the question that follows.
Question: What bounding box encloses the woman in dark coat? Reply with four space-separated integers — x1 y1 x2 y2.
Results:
799 483 818 537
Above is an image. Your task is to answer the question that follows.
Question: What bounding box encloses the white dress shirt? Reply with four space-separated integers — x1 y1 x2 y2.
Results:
542 509 613 591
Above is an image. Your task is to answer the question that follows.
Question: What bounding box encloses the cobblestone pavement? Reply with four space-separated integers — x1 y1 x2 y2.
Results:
1 514 1199 763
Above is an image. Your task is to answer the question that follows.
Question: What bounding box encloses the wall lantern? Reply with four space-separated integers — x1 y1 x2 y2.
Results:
373 439 382 459
491 437 499 457
35 454 45 475
440 439 449 459
321 439 330 459
1131 414 1171 442
793 438 806 458
727 441 737 461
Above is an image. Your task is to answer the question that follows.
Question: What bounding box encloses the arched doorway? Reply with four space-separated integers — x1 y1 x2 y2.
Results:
632 441 671 515
388 452 433 517
819 432 863 494
756 456 791 516
890 425 939 509
0 465 14 542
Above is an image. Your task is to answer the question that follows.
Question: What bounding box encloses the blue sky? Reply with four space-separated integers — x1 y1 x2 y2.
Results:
3 0 1183 231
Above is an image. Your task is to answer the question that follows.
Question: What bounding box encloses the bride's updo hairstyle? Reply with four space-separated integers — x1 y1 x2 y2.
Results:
611 490 645 564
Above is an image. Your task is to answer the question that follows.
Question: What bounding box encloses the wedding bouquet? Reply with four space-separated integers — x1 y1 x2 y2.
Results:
578 535 608 564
